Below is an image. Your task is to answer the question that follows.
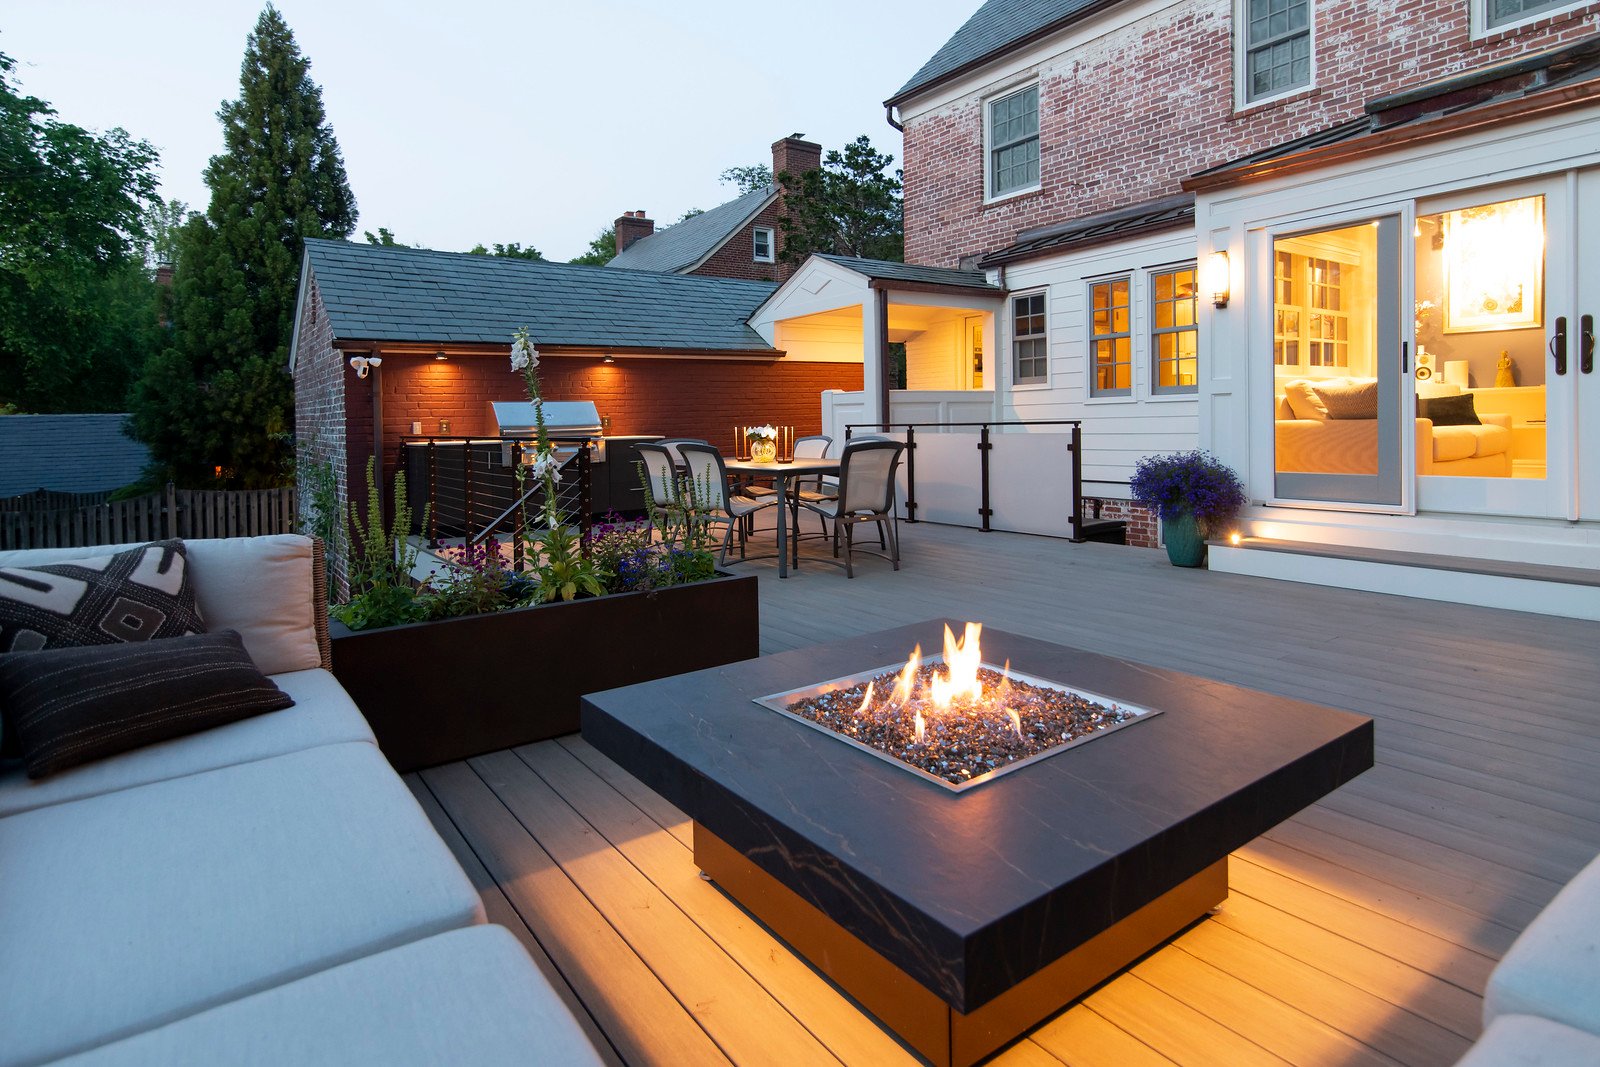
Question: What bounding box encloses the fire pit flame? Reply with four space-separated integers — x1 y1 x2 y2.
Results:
755 622 1160 791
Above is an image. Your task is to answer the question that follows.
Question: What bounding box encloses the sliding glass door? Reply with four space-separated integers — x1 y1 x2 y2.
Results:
1270 215 1406 507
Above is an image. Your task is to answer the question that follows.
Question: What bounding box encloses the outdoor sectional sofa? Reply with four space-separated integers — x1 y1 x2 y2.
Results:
1457 849 1600 1064
0 534 603 1066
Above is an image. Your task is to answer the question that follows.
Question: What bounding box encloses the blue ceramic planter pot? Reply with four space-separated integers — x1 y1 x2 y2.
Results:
1163 511 1207 568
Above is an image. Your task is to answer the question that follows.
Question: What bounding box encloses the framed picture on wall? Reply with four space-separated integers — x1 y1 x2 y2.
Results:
1443 195 1543 334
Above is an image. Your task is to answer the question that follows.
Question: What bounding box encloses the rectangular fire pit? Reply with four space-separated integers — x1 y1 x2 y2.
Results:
582 620 1373 1066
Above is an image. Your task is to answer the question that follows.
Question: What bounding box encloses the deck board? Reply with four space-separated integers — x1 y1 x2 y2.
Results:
417 523 1600 1064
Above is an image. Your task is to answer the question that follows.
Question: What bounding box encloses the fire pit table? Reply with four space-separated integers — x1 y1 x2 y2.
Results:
581 619 1373 1066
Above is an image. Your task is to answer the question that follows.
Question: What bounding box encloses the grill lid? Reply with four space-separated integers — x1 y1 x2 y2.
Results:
488 400 602 437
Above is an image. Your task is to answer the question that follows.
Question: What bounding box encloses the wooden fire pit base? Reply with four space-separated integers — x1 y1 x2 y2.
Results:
695 824 1226 1067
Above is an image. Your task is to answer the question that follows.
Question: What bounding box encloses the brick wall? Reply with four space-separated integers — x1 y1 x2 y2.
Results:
291 271 356 592
1085 497 1160 548
903 0 1600 265
688 198 786 283
369 353 862 485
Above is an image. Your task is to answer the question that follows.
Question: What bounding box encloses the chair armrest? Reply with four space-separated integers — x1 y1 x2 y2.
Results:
1415 418 1434 474
1481 413 1512 430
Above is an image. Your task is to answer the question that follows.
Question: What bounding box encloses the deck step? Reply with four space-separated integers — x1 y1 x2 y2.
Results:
1209 537 1600 620
1078 518 1128 545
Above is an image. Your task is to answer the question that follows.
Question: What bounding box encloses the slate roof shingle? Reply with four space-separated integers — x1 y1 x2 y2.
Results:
301 239 779 353
607 186 778 274
978 194 1195 267
888 0 1118 106
0 415 150 497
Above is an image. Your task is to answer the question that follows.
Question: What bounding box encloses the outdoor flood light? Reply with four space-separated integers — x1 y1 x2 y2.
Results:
348 355 382 378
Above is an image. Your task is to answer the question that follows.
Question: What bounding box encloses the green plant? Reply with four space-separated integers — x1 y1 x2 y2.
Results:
510 327 603 604
297 440 341 599
333 457 430 630
638 461 722 553
419 535 534 620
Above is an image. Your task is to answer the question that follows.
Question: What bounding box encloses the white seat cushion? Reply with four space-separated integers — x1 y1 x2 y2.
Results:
1432 425 1480 463
1456 1013 1600 1067
0 535 323 676
0 742 483 1067
1485 851 1600 1034
51 926 604 1067
0 668 374 818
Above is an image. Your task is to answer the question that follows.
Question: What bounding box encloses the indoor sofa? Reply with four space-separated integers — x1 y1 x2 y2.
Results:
1274 383 1512 477
0 534 602 1066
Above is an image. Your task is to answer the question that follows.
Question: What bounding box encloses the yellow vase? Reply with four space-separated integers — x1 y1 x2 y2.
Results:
750 438 776 463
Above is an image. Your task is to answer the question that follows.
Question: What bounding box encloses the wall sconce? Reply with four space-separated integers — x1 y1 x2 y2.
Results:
433 350 449 361
1203 251 1230 308
348 354 383 378
603 353 615 364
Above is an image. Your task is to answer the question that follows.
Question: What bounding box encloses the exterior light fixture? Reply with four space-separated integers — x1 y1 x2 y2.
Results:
603 353 615 364
348 355 382 378
1229 531 1242 546
1203 251 1230 308
434 350 448 361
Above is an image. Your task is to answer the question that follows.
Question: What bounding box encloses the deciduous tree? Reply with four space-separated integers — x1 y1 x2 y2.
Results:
568 226 616 266
130 6 355 487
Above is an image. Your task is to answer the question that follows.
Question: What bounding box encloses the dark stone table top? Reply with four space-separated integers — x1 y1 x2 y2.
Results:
581 619 1373 1013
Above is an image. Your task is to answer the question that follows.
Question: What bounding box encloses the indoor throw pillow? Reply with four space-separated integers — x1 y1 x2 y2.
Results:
1312 378 1379 420
0 540 206 654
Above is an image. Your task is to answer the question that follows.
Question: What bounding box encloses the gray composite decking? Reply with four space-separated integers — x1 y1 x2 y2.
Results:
412 520 1600 1066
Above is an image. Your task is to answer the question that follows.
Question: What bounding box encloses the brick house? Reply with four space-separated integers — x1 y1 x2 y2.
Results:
607 136 824 283
290 239 860 586
884 0 1600 614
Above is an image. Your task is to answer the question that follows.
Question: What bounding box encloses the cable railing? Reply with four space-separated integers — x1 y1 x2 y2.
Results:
398 437 594 562
845 420 1086 543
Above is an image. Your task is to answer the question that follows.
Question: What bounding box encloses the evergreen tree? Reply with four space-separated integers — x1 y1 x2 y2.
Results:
0 51 163 413
130 6 355 487
777 135 903 264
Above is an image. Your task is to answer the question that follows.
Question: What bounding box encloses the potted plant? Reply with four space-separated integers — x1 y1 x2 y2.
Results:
327 329 759 771
1129 450 1246 568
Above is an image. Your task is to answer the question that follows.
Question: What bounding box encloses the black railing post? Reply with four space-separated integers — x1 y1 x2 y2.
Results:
977 424 993 533
426 438 440 549
1069 423 1085 543
511 441 526 573
903 425 918 523
578 441 593 554
462 439 474 541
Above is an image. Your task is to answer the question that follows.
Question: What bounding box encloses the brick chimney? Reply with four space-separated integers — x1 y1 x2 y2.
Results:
614 210 655 253
771 136 822 183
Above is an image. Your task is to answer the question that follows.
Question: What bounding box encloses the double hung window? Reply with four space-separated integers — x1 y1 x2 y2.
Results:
1483 0 1579 28
753 227 774 263
1150 267 1198 394
988 86 1040 197
1242 0 1312 103
1011 292 1048 385
1088 278 1132 396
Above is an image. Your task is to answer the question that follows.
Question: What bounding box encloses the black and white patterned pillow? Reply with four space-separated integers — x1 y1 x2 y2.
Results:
0 540 207 653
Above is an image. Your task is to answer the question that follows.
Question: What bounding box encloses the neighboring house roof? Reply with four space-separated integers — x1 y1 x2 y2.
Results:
1188 33 1600 189
295 239 779 360
978 194 1195 267
0 415 149 497
815 254 1002 293
607 185 779 274
887 0 1122 107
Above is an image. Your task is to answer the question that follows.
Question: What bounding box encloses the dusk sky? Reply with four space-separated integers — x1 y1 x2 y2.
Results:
4 1 978 260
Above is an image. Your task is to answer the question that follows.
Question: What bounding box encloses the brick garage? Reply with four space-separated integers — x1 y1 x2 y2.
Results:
898 0 1600 265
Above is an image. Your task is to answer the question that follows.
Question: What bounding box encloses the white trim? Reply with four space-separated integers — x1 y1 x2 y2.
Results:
1086 274 1134 398
1470 0 1590 38
1233 0 1316 111
286 252 313 372
983 81 1042 204
752 226 775 264
1148 260 1200 397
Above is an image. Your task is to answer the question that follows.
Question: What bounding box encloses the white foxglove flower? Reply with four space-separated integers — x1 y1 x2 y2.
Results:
510 333 540 372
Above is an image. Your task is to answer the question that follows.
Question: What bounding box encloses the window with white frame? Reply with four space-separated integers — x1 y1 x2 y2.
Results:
1481 0 1581 29
752 226 774 263
1241 0 1312 104
1273 249 1352 369
987 85 1040 198
1150 266 1198 394
1011 291 1048 385
1088 277 1132 396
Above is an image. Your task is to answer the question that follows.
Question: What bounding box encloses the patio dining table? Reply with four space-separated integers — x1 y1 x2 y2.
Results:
722 456 838 579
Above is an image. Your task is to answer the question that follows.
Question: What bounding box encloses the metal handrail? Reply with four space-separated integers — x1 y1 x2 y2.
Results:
845 419 1086 543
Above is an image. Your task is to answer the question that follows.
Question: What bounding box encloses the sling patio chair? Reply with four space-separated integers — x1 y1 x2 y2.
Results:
676 442 778 566
797 438 906 578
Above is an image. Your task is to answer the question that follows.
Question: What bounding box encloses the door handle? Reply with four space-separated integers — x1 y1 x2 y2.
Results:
1401 341 1409 375
1582 314 1595 374
1550 316 1568 375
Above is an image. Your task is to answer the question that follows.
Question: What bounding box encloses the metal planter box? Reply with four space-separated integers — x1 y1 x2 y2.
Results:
330 572 759 772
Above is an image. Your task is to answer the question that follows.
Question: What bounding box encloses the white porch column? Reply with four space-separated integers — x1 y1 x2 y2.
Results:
861 289 888 429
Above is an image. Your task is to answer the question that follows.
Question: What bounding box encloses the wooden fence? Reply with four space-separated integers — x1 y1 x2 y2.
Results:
0 484 298 551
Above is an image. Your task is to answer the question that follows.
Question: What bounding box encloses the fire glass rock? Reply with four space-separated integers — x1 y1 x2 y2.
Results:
785 664 1135 786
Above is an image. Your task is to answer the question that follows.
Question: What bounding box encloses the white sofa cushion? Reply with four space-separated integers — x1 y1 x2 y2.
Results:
1484 851 1600 1035
0 534 322 676
0 668 373 818
1456 1014 1600 1067
0 742 483 1067
52 925 604 1067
